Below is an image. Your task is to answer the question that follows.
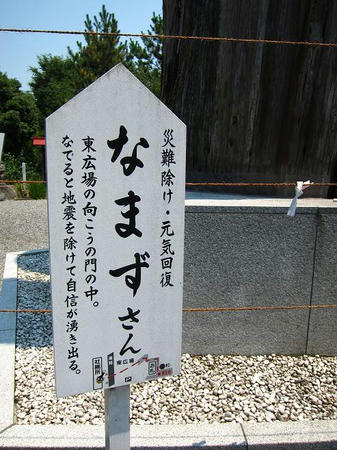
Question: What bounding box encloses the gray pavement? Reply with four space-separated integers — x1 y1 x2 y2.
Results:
0 200 48 293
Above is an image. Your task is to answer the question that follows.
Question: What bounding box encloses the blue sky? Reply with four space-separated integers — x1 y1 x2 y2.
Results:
0 0 162 91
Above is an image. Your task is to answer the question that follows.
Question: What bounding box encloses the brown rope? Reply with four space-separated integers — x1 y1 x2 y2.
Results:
0 180 46 184
1 28 337 48
2 304 337 313
186 182 337 187
1 180 336 187
0 309 51 313
184 304 337 312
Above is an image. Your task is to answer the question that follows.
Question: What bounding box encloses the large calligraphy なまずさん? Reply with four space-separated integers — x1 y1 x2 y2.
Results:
107 126 151 358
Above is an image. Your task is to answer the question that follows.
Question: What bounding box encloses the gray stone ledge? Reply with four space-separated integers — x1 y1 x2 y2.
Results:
185 205 318 214
185 196 337 214
185 194 337 208
1 422 337 449
0 423 245 449
244 419 337 449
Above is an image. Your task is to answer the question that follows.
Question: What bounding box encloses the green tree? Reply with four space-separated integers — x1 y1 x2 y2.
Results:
0 72 39 160
128 13 163 97
30 54 78 125
0 72 21 104
29 5 163 133
68 5 162 95
68 4 130 90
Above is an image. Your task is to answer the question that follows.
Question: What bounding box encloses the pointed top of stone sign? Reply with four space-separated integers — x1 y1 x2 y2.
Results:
47 64 183 126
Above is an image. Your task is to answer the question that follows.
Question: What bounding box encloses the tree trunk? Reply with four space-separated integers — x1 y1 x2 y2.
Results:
162 0 337 197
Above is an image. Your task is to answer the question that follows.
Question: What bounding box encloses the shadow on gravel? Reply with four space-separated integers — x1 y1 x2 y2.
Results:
16 251 52 349
17 250 50 275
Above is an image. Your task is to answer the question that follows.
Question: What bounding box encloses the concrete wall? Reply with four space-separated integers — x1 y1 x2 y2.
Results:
182 198 337 356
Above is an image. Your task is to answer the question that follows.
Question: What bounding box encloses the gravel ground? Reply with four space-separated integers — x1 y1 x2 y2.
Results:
0 199 48 293
15 252 337 425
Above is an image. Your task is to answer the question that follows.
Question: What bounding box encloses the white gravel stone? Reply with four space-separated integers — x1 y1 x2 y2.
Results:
14 252 337 425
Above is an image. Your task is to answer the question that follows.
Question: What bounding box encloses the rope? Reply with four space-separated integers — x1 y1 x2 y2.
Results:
1 28 337 48
185 182 337 187
2 304 337 313
0 180 46 184
0 309 52 313
1 180 336 187
183 304 337 312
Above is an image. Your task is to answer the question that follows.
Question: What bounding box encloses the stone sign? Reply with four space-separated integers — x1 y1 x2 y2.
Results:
46 64 186 397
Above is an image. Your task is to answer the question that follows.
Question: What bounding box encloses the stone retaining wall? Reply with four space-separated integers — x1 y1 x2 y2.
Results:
182 202 337 356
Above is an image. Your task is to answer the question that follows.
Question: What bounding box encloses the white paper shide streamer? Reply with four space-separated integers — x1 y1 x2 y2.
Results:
287 180 311 217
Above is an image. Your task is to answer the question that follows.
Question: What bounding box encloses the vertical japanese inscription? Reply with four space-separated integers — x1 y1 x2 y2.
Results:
160 129 176 288
81 136 99 308
61 135 81 375
107 126 150 363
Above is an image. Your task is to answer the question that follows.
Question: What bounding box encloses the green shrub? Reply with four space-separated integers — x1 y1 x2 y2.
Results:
13 182 25 198
2 153 22 180
2 152 46 199
2 151 45 182
28 182 47 199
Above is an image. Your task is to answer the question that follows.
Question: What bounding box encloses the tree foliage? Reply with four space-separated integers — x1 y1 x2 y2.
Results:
30 5 162 116
68 5 131 90
67 5 162 96
29 5 163 125
30 55 78 125
0 72 39 159
4 5 163 180
128 13 163 97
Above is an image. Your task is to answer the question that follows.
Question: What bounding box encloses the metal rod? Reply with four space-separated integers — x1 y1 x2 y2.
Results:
104 385 130 450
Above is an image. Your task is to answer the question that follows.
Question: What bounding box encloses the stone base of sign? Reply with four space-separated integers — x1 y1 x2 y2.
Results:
0 185 17 200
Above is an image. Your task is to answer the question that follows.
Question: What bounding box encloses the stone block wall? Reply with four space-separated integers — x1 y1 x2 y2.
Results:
182 202 336 355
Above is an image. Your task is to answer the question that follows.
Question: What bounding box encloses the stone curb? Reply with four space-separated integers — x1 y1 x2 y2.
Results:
0 251 20 431
0 250 49 430
1 250 337 449
1 421 337 449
